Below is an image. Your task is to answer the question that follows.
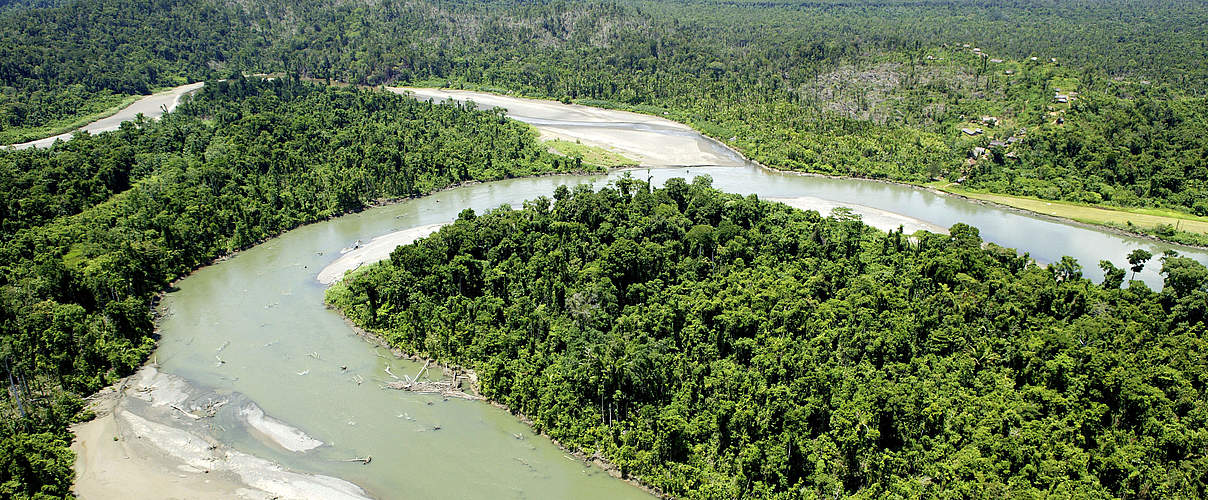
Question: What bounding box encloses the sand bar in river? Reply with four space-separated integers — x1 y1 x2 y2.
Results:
317 222 450 284
396 88 745 168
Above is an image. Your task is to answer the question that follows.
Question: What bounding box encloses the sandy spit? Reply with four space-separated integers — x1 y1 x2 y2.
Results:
71 386 251 500
394 87 744 168
239 403 323 452
71 366 370 500
767 196 949 235
317 222 450 284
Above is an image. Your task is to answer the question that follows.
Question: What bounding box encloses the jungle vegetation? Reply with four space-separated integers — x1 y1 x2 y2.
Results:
0 76 580 498
1 0 1207 496
331 178 1208 498
2 0 1208 232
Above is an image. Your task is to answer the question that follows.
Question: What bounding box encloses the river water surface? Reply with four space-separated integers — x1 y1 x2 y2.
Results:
80 87 1208 499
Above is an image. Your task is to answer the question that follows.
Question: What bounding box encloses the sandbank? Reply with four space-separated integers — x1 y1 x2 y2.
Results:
317 222 450 284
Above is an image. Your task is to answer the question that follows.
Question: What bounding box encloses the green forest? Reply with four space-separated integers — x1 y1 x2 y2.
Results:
3 0 1208 241
0 76 579 498
1 0 1207 497
331 178 1208 498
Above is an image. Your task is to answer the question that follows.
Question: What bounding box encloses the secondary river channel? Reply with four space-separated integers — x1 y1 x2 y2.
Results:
71 86 1207 499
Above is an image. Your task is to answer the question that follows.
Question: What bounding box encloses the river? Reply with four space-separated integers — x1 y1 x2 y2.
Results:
71 86 1207 499
6 82 204 150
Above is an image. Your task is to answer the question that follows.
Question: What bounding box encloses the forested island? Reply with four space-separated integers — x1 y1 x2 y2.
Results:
1 0 1207 497
329 179 1208 497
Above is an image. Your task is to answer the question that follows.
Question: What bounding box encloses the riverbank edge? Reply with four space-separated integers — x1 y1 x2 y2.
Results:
2 82 204 149
737 145 1208 252
70 167 606 496
408 82 1207 250
327 307 673 500
10 76 1204 249
668 108 1208 251
0 94 142 146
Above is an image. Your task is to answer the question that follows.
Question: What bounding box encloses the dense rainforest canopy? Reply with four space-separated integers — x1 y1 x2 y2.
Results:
0 76 579 498
331 178 1208 498
1 0 1207 496
2 0 1208 239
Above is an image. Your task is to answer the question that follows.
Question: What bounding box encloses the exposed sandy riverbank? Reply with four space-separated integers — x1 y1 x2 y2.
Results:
7 82 204 150
768 196 949 235
396 88 743 168
71 384 249 500
317 222 450 284
71 366 371 499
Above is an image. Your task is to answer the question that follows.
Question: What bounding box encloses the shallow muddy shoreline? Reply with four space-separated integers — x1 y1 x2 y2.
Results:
71 366 372 500
330 310 671 500
73 167 617 498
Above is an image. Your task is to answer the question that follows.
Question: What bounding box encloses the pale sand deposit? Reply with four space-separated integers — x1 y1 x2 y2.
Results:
8 82 205 150
71 387 251 500
71 367 369 500
240 404 323 452
395 88 745 167
317 222 450 284
768 196 950 235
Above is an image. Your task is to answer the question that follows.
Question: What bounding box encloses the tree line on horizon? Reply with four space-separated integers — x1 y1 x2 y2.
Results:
1 0 1207 243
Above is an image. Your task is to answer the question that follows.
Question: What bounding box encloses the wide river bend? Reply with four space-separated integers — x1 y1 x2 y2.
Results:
70 86 1207 499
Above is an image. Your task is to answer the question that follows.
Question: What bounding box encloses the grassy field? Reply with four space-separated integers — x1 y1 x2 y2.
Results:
0 93 141 145
543 138 638 168
933 183 1208 234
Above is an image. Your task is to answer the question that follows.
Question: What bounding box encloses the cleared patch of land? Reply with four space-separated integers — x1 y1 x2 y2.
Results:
936 185 1208 234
